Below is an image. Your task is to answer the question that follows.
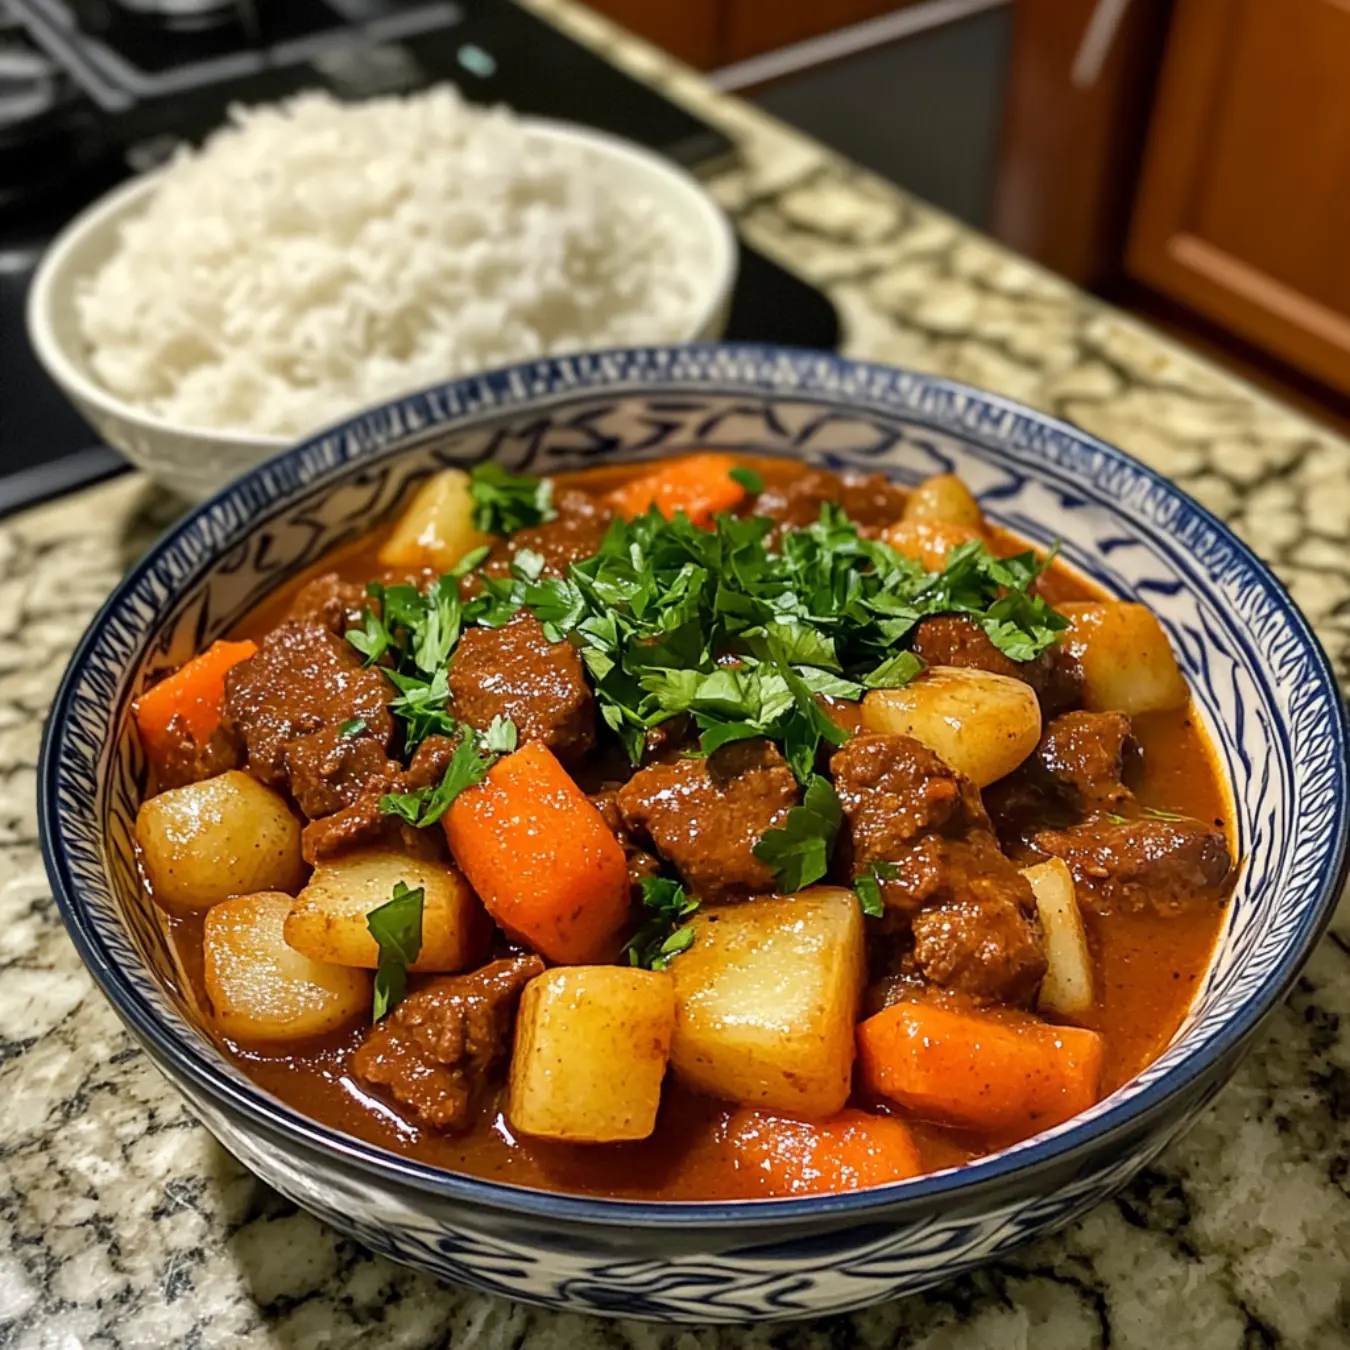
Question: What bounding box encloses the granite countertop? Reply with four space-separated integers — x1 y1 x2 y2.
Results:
3 6 1349 1348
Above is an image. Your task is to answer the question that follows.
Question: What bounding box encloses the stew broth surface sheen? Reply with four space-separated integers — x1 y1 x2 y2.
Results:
163 456 1232 1202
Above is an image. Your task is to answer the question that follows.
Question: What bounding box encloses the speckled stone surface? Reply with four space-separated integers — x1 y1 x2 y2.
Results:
4 6 1350 1348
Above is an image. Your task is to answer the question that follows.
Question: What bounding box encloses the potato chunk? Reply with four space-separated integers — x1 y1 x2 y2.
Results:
1023 858 1094 1018
378 468 491 574
508 967 675 1142
136 770 305 915
882 519 983 572
902 473 984 530
670 887 865 1118
285 849 486 972
861 665 1041 786
1058 601 1189 715
205 892 369 1042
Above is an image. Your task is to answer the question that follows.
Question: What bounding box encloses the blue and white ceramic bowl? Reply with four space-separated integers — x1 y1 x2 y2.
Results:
40 345 1350 1323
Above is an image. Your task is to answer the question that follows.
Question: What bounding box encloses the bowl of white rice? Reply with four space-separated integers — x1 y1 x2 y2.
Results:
27 87 737 500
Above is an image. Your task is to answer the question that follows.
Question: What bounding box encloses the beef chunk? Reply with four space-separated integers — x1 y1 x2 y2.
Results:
288 573 367 636
831 731 987 907
405 733 461 789
642 713 695 763
616 739 798 899
830 732 1045 1004
301 790 388 863
352 956 545 1131
288 566 437 636
912 615 1022 680
988 710 1138 846
506 488 613 576
1036 711 1136 814
151 713 241 790
224 621 394 818
987 712 1233 916
300 734 458 864
284 730 394 821
591 789 663 895
1031 816 1232 915
912 615 1083 717
447 613 595 762
755 469 907 537
911 894 1048 1006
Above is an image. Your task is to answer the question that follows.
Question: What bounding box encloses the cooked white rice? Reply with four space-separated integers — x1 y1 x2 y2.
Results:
76 87 706 438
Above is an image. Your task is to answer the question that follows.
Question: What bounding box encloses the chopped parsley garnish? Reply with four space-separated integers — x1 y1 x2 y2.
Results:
481 713 520 754
752 775 843 892
368 881 424 1021
337 717 367 738
383 668 458 751
469 462 557 536
862 651 925 689
345 568 480 753
854 860 900 917
379 716 518 827
624 875 699 971
464 503 1066 778
729 465 765 495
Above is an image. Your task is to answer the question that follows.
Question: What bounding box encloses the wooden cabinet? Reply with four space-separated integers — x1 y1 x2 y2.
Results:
580 0 925 70
1128 0 1350 395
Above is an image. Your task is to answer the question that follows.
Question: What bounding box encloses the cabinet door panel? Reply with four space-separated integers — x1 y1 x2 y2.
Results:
1128 0 1350 393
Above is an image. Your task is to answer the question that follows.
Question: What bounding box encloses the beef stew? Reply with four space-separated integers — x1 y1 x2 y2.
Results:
133 454 1235 1200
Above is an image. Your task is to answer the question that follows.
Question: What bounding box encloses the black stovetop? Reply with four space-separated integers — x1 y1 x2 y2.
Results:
0 0 840 513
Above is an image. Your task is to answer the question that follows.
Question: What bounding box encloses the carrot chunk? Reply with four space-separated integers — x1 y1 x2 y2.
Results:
856 1002 1104 1133
443 740 629 964
133 639 257 767
723 1107 923 1197
606 453 748 527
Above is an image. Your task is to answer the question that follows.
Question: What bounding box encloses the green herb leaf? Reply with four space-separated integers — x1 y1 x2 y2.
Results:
862 651 925 689
378 719 517 828
337 718 367 738
854 860 899 917
452 544 491 577
752 775 843 892
469 463 557 536
624 875 700 970
410 575 462 675
729 465 765 495
345 608 392 666
1143 805 1187 822
482 714 519 755
512 548 547 583
368 881 424 1021
914 539 1068 661
414 735 495 826
697 719 767 757
385 667 458 753
377 791 427 825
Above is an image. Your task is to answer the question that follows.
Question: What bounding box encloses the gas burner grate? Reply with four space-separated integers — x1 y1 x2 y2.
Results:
9 0 461 105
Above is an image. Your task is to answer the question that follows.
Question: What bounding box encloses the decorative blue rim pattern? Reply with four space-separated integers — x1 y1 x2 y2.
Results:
39 343 1350 1231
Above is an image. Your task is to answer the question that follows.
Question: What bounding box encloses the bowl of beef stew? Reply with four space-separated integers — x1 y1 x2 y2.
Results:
40 345 1349 1322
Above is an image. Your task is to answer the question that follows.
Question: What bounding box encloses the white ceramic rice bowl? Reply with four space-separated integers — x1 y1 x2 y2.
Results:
26 119 737 501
